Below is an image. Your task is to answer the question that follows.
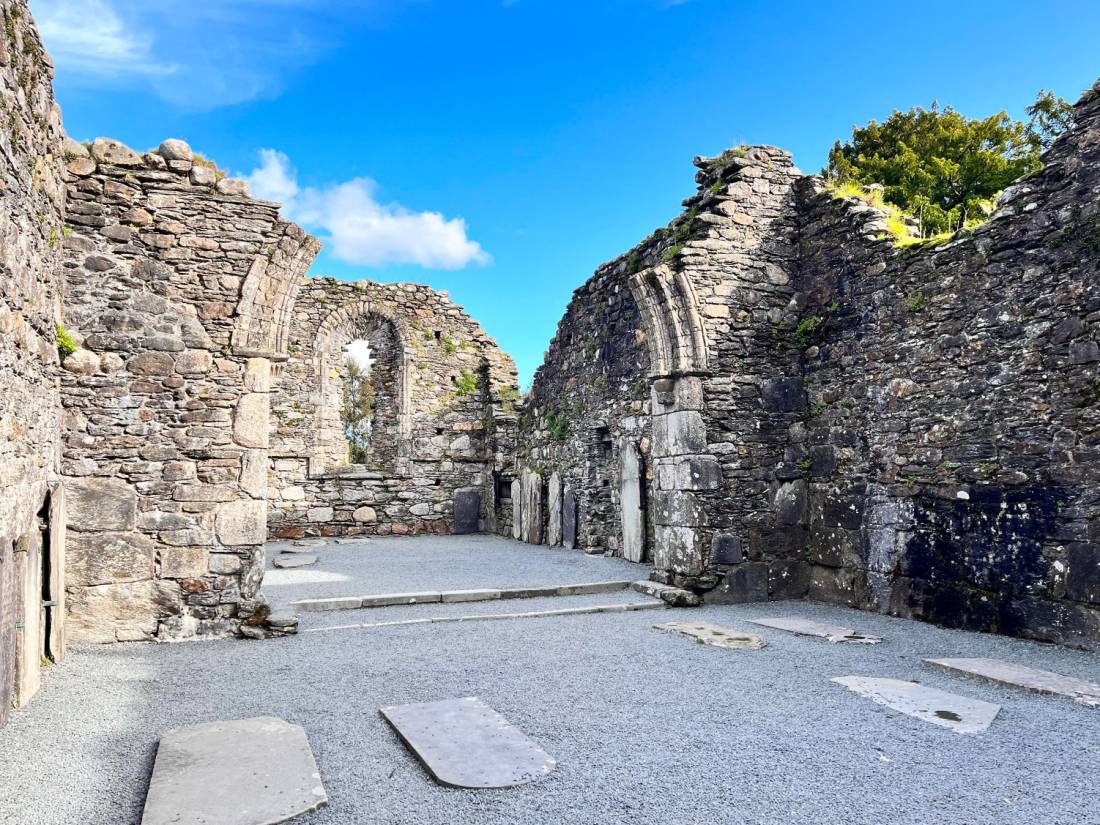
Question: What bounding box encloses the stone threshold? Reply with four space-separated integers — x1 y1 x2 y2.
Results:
302 600 668 633
290 580 640 612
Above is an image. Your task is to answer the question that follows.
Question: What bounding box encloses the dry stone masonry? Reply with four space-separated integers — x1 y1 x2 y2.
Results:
1 0 1099 729
513 83 1100 650
57 134 320 643
0 0 67 726
268 277 519 539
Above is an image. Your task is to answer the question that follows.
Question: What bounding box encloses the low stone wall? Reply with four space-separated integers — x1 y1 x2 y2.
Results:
58 137 318 642
268 277 519 538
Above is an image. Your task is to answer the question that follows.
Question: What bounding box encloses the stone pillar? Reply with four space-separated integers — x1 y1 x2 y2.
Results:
547 473 562 547
511 478 523 540
521 468 543 545
562 489 577 550
649 376 721 586
619 441 645 562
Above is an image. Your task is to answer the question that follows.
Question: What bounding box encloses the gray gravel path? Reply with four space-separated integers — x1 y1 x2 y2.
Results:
1 549 1097 824
262 534 645 605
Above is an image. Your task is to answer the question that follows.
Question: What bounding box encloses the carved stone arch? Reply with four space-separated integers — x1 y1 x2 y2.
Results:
311 297 415 473
627 263 715 584
628 264 710 378
232 222 320 357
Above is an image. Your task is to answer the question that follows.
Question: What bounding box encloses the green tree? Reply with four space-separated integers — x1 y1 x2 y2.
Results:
1025 90 1074 150
826 102 1042 236
340 359 374 464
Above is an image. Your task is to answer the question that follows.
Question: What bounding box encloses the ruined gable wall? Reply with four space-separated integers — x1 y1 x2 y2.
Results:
671 148 803 599
791 80 1100 647
58 139 317 642
269 277 519 538
515 146 802 578
520 78 1100 648
0 0 66 723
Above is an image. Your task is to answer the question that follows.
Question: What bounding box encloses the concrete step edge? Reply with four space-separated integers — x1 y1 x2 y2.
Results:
290 580 637 612
302 600 668 633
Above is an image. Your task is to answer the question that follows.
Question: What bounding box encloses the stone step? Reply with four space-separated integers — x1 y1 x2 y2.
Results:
290 580 638 612
302 600 668 633
923 657 1100 708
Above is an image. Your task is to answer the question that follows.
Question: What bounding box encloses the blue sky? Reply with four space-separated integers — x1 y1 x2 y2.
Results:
34 0 1100 386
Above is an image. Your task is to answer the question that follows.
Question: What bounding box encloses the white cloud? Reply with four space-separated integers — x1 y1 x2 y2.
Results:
245 149 490 271
32 0 174 75
29 0 368 107
246 148 300 205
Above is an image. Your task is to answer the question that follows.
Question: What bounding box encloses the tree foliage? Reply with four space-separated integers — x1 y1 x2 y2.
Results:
340 359 374 464
1025 90 1074 150
825 90 1073 237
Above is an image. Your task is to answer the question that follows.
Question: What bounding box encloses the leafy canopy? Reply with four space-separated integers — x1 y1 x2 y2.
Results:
826 90 1073 236
1026 89 1075 150
340 359 374 464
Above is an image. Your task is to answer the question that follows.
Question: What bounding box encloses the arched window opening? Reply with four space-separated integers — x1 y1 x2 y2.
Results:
314 310 409 474
341 339 375 464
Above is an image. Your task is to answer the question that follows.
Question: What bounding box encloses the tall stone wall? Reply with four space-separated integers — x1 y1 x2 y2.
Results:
269 277 519 538
516 146 802 591
520 79 1100 648
517 260 651 555
58 138 318 643
790 80 1100 647
0 0 67 724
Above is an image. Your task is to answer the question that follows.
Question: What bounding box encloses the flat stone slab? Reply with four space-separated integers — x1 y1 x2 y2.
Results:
273 553 318 569
380 697 556 788
655 621 766 650
141 716 327 825
924 657 1100 708
832 677 1000 735
749 617 881 644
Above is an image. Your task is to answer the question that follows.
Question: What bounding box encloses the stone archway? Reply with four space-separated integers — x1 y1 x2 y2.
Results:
627 264 720 587
312 300 415 474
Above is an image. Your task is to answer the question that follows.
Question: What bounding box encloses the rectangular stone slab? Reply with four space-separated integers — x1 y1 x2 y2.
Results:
380 697 556 788
562 491 577 550
655 621 766 650
749 617 881 644
924 657 1100 708
142 716 327 825
832 676 1000 734
454 489 480 534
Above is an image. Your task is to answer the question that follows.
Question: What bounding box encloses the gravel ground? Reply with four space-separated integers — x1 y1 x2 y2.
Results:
261 534 645 606
1 540 1098 825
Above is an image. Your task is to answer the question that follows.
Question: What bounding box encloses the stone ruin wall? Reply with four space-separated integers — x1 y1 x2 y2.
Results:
517 81 1100 649
0 0 67 724
269 277 519 539
789 81 1100 647
515 145 806 594
57 136 319 643
517 259 651 555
